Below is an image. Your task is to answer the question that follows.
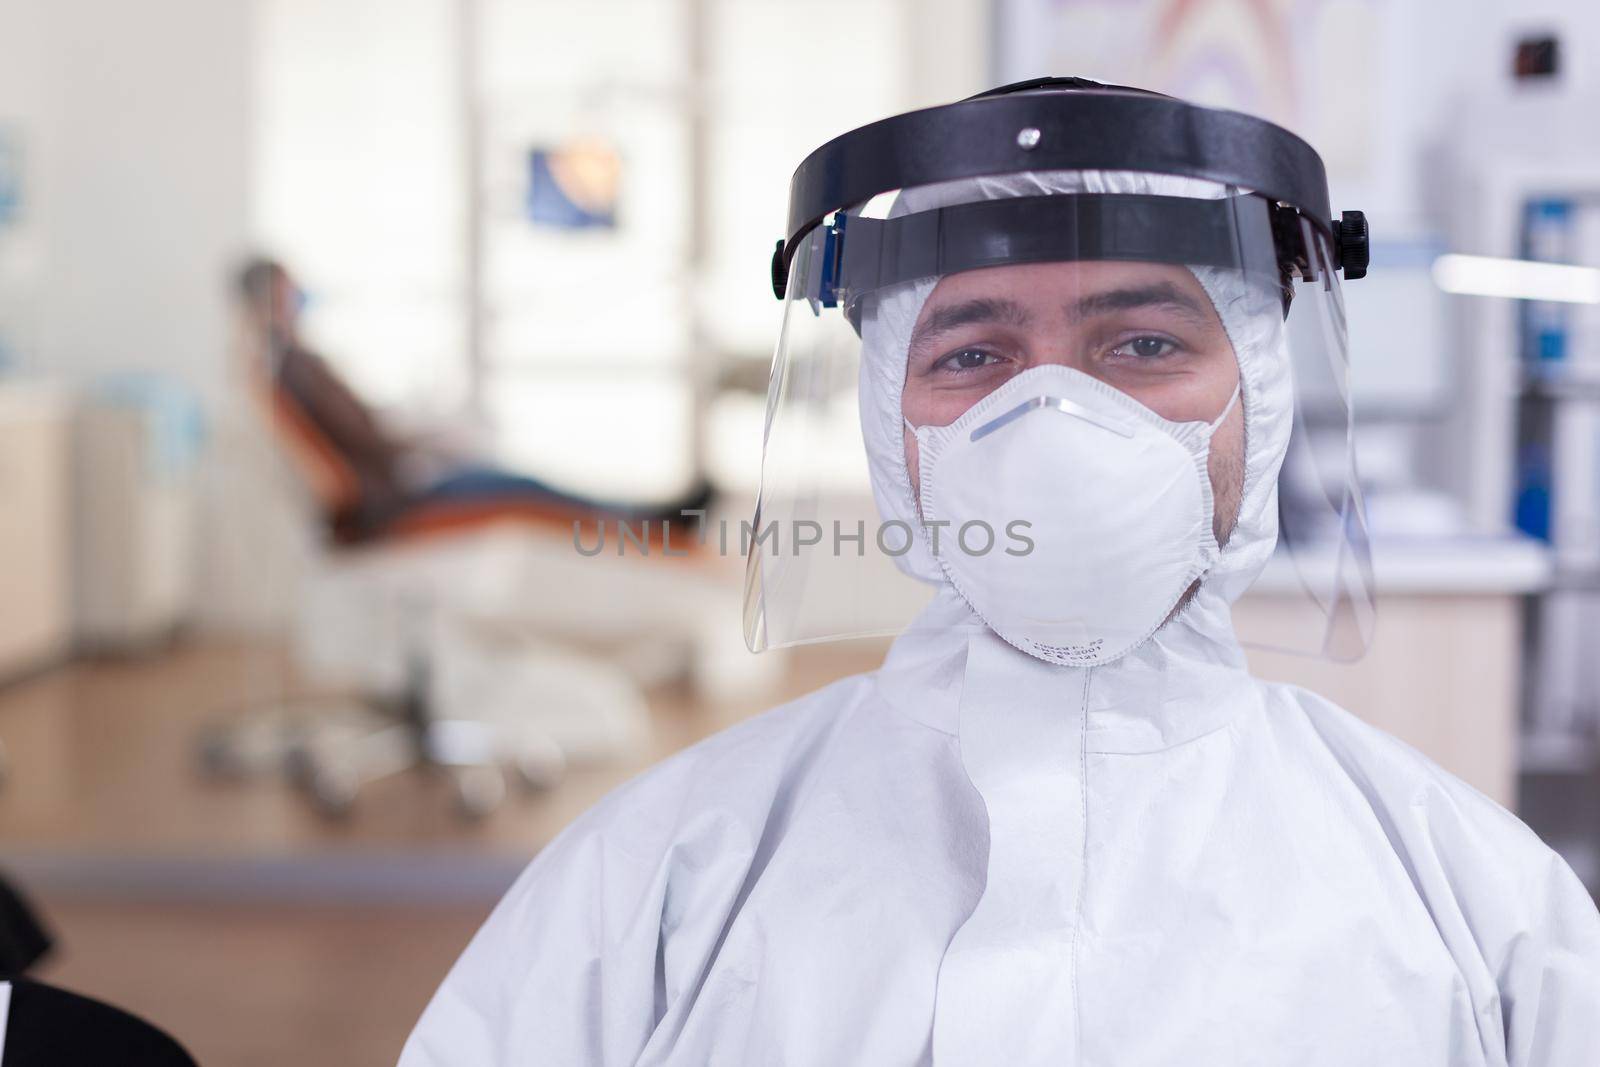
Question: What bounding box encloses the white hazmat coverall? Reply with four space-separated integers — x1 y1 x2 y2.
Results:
402 174 1600 1066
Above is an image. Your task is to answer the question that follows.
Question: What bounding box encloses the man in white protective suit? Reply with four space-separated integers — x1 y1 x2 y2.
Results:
401 79 1600 1066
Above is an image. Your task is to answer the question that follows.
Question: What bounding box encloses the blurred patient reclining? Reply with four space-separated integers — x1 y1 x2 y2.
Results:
202 259 733 817
235 257 712 545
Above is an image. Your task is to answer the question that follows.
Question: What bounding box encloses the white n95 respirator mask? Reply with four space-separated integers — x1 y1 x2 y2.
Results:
913 364 1238 667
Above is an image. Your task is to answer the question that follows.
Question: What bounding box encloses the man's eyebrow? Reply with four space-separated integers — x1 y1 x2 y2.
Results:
909 298 1032 351
1069 283 1211 324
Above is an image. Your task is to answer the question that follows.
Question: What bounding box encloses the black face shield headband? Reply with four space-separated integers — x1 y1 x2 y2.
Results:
796 192 1308 323
769 79 1368 309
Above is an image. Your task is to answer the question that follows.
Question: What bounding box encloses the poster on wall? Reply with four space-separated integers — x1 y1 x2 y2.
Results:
526 135 622 231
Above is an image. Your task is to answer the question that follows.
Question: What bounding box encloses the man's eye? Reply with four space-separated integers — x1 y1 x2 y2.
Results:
1110 336 1177 360
936 348 998 372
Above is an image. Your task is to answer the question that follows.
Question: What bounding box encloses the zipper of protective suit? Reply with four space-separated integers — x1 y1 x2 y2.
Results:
930 632 1090 1063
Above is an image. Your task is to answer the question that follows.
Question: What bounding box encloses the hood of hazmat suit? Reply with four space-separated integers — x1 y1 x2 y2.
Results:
402 80 1600 1067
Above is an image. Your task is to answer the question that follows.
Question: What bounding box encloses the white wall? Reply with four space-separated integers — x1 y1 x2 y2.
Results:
0 0 283 630
0 0 251 402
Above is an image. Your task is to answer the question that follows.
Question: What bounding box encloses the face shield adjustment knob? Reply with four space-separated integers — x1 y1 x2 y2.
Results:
771 239 788 299
1334 209 1369 280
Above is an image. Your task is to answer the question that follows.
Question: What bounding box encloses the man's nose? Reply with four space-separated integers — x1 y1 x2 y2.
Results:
1022 340 1087 373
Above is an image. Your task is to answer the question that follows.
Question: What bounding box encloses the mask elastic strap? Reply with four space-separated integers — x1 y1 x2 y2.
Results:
1207 385 1242 433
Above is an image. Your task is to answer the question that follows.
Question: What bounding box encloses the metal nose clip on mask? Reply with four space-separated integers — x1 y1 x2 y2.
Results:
912 364 1240 667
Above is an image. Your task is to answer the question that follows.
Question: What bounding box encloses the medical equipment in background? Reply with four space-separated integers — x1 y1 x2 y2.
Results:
197 326 758 818
1429 45 1600 778
194 358 563 818
1510 197 1600 773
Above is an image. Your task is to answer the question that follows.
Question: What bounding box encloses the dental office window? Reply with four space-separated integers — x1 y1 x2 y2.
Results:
254 0 469 416
253 0 911 501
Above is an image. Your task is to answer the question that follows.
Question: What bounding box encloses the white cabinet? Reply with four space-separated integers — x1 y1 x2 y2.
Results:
0 386 70 678
72 401 197 648
1237 537 1550 808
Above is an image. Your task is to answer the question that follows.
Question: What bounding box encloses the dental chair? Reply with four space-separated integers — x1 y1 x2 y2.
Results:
198 346 754 818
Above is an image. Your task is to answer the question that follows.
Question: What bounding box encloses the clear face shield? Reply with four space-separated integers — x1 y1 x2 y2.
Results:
745 89 1373 664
